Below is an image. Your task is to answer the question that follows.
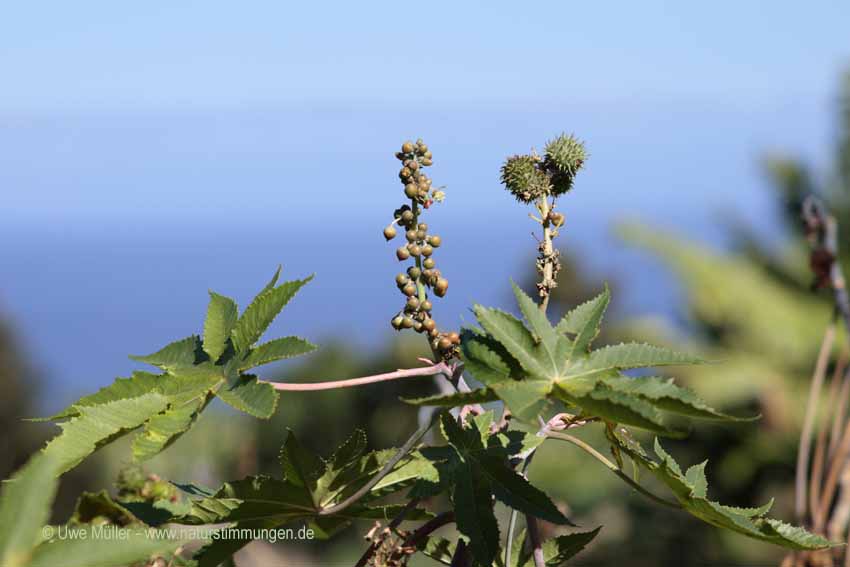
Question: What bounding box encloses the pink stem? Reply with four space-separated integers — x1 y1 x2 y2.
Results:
261 362 453 391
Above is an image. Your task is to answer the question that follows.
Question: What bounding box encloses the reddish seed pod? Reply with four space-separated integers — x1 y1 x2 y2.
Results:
408 160 419 171
429 327 440 338
396 247 410 261
402 283 417 297
434 278 448 297
406 296 420 310
421 299 433 311
383 226 397 241
437 337 452 351
448 332 461 345
422 318 436 332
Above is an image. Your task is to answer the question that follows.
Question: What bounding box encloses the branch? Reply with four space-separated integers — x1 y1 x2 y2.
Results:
262 361 454 391
319 409 441 517
546 430 681 510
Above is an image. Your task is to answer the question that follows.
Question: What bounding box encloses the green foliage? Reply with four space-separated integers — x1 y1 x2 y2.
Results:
173 430 434 566
37 268 316 473
412 412 571 565
458 282 713 433
0 453 188 567
607 433 835 550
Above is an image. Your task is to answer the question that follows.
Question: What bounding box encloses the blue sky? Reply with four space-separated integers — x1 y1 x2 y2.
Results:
2 1 848 112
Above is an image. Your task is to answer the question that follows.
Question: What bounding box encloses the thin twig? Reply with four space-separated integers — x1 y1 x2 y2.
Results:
400 511 456 552
815 377 850 532
810 325 843 520
526 510 546 567
263 362 454 391
320 409 441 517
546 430 681 509
795 322 836 524
354 498 421 567
829 352 850 458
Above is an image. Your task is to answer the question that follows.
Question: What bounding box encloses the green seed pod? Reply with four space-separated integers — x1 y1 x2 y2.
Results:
423 257 435 269
500 154 550 203
402 141 414 154
396 247 410 261
428 235 442 247
422 318 436 332
421 158 432 166
434 278 448 297
391 316 404 329
408 244 422 256
406 296 420 310
421 299 433 311
406 229 418 242
395 273 409 286
383 226 397 241
402 283 417 296
407 266 422 279
421 244 433 257
404 184 418 199
401 210 415 224
418 223 428 231
543 133 587 196
401 317 414 329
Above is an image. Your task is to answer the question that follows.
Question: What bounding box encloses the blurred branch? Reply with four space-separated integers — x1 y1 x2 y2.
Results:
263 361 456 391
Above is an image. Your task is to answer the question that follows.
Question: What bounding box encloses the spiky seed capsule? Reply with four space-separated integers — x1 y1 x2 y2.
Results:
401 317 414 329
405 229 418 242
408 244 421 256
402 283 417 296
423 318 436 331
397 247 410 261
423 257 435 269
383 226 397 240
406 297 420 310
434 278 448 297
500 154 550 203
543 134 587 196
421 245 433 257
391 316 404 329
447 332 461 345
428 235 442 247
395 273 409 286
407 266 421 279
421 299 433 311
402 141 414 154
437 337 452 351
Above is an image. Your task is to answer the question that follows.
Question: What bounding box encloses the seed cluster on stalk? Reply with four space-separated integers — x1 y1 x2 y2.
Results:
382 139 459 359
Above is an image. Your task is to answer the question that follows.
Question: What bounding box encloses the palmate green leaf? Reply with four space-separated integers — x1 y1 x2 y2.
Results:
610 436 835 551
69 491 138 526
569 285 609 357
473 306 551 379
453 461 501 566
231 275 313 353
216 374 278 418
29 527 189 567
239 336 317 370
34 372 161 422
129 336 202 370
401 388 499 407
202 292 238 362
0 453 60 567
575 342 704 374
514 528 601 567
556 289 611 336
131 396 209 461
43 394 170 474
